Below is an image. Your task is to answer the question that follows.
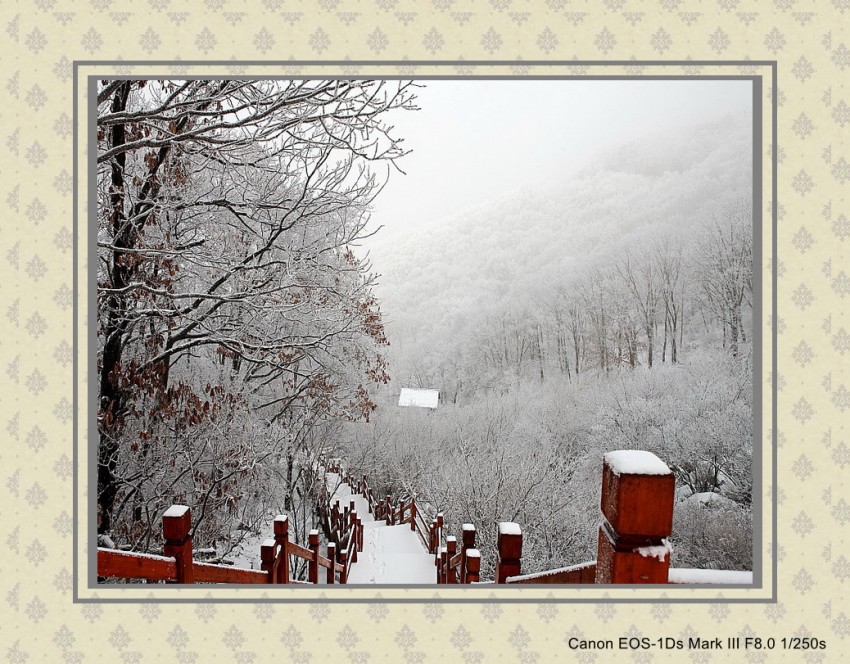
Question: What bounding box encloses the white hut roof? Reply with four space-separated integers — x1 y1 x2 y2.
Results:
398 388 439 409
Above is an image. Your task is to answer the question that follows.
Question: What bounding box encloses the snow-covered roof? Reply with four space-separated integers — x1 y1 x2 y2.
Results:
398 388 439 409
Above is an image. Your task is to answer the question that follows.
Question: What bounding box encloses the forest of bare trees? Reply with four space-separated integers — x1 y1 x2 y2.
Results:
342 180 754 575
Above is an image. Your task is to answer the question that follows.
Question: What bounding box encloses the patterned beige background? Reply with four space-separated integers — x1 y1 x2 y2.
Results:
1 0 847 661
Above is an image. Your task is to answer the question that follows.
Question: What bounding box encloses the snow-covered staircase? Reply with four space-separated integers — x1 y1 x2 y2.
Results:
328 473 435 584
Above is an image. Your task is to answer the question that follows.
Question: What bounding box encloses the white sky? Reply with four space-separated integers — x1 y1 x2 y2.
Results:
367 79 752 235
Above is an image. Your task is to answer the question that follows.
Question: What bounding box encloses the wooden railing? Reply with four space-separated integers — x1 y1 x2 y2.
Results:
501 450 675 584
500 450 749 585
436 523 480 584
97 505 347 584
100 452 751 586
329 450 750 585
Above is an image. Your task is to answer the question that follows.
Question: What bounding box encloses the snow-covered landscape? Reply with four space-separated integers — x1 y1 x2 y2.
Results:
96 79 754 584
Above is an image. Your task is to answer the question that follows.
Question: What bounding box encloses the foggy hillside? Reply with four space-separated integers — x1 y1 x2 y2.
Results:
363 114 751 361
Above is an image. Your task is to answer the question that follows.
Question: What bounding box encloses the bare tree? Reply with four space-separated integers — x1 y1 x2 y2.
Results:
694 200 753 358
655 242 685 364
616 252 661 368
97 79 416 543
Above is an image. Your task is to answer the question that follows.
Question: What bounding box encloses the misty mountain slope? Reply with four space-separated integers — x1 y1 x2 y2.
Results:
362 114 752 357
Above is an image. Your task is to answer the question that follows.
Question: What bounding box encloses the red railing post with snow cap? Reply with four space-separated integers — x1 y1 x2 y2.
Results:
274 515 290 584
446 536 458 583
340 548 348 584
327 542 336 584
410 500 417 531
162 505 194 584
595 450 675 584
461 524 476 583
354 511 362 554
309 530 320 584
350 511 359 562
496 522 522 584
465 548 481 584
439 545 448 584
261 538 277 583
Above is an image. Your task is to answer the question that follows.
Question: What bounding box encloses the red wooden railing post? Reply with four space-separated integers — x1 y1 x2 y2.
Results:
439 545 448 584
261 539 277 583
595 450 675 584
496 522 522 584
274 515 290 584
446 536 457 584
385 495 392 525
340 548 348 584
410 500 417 532
327 542 336 584
309 530 320 584
350 511 359 562
162 505 194 584
461 524 476 583
465 548 481 584
356 513 363 552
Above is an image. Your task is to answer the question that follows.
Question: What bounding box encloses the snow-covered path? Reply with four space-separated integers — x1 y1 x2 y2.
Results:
328 473 435 584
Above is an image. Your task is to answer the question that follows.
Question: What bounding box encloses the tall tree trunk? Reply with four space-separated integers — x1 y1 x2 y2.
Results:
97 82 132 535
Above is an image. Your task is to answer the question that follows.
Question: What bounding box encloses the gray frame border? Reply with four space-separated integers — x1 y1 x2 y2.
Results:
74 60 777 604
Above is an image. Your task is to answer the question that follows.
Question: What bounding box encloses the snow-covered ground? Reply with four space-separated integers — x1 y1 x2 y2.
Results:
347 522 435 584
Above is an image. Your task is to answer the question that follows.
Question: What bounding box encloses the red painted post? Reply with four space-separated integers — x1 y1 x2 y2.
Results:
409 500 417 532
261 539 277 583
446 536 457 584
356 513 363 552
326 542 336 584
465 548 481 584
308 530 320 584
461 524 476 583
162 505 194 584
439 546 448 584
385 495 392 525
350 511 359 563
495 522 522 584
429 518 438 554
595 450 675 584
274 515 290 584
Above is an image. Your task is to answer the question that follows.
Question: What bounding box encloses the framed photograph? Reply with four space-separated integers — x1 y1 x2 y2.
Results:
85 70 769 604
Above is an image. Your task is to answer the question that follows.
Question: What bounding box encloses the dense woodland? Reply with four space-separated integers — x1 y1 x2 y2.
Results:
97 80 753 580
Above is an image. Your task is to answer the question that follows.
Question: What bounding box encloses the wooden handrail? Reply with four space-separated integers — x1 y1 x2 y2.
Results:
98 506 347 585
506 561 597 585
97 548 176 582
194 562 269 584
